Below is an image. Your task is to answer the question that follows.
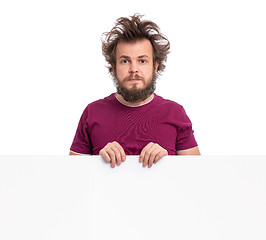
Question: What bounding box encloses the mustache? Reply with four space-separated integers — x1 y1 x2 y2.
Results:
123 74 144 82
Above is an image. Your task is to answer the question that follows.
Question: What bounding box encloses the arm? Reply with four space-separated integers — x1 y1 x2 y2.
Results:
176 146 200 155
69 151 80 155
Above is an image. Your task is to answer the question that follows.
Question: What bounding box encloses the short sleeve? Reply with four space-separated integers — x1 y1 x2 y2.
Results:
70 106 93 154
175 107 198 151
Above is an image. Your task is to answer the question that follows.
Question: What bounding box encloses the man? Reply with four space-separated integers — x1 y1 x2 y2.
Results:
69 14 200 167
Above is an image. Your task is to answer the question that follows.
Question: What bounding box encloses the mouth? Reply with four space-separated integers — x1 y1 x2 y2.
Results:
126 75 144 82
128 78 141 81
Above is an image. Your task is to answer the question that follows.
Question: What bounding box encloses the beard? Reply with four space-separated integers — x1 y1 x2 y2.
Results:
113 72 158 103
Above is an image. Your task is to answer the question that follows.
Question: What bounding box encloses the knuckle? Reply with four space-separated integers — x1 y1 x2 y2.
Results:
145 151 151 157
109 151 115 158
150 152 156 157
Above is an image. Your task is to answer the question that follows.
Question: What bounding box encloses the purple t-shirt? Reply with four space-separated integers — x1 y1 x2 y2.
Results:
70 93 198 155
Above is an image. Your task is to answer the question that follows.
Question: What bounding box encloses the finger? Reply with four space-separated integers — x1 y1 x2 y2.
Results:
148 147 162 168
106 144 123 167
108 142 124 166
99 145 117 167
139 142 154 163
154 149 168 164
112 141 126 163
141 143 168 167
107 142 126 167
140 142 155 167
148 148 168 167
107 150 117 168
146 144 163 167
99 142 126 168
99 149 111 163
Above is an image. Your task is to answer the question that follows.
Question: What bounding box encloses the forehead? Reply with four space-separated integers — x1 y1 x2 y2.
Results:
116 39 153 58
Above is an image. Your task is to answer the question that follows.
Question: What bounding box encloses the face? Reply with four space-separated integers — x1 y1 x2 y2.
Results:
113 39 159 103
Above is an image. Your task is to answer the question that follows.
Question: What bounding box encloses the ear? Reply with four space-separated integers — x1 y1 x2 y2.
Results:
111 64 115 75
154 61 159 72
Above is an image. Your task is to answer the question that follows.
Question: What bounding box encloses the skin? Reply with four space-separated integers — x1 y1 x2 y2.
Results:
70 39 201 166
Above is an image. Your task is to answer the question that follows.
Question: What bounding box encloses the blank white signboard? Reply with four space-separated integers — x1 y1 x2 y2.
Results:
0 155 266 240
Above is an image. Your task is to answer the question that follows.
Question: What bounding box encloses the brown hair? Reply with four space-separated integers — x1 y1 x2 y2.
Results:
102 14 170 75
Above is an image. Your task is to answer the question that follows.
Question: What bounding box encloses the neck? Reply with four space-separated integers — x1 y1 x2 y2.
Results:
116 93 154 107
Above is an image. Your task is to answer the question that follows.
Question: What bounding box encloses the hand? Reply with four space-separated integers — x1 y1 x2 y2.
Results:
139 142 168 168
99 141 126 168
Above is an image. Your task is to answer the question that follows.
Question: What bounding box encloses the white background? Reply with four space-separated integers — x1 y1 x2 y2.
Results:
0 0 265 155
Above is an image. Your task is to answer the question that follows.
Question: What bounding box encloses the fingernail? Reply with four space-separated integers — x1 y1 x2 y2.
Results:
122 156 126 161
139 157 142 163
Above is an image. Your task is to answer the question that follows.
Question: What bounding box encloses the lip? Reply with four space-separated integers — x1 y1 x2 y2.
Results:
128 78 141 81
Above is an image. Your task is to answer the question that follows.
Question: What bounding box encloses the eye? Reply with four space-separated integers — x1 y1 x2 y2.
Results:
139 59 146 64
121 59 128 64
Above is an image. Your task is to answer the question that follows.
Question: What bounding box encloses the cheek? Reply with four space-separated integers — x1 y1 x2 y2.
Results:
116 65 128 77
141 66 154 77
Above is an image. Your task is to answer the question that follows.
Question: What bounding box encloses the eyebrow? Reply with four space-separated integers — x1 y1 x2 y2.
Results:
119 55 149 59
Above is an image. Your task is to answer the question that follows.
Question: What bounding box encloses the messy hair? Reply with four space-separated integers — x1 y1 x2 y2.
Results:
102 14 170 75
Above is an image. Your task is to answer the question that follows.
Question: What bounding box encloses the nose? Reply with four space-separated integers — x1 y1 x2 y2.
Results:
129 61 138 74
